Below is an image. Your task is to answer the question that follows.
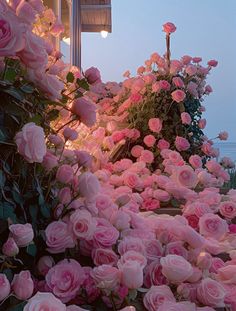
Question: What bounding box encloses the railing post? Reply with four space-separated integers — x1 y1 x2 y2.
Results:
70 0 81 68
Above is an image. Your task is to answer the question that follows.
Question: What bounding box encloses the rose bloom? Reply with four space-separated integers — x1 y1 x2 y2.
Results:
118 250 147 269
78 172 100 199
9 223 34 247
2 237 19 257
148 118 162 133
0 273 10 301
159 80 171 91
71 97 96 127
198 118 207 129
84 66 101 85
189 155 202 169
93 223 119 248
69 209 96 240
172 77 185 88
157 139 170 150
92 248 118 266
37 256 55 276
46 259 85 303
15 123 46 163
23 292 66 311
123 171 141 189
217 265 236 284
160 255 193 283
120 260 144 289
165 241 188 260
175 136 190 151
171 165 198 189
143 135 156 147
144 260 167 287
143 285 176 311
197 278 226 308
118 237 146 256
131 145 144 158
208 59 218 67
199 213 228 240
171 90 186 103
163 22 176 34
139 150 154 163
45 221 75 254
185 64 197 76
218 131 228 141
181 112 191 125
56 164 74 184
158 301 197 311
12 270 34 300
219 201 236 219
209 257 225 273
91 264 121 290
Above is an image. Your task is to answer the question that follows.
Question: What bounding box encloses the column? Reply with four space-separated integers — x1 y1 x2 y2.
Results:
70 0 81 68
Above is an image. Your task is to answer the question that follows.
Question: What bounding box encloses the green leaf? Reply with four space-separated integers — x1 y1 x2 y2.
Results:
20 84 34 94
3 268 13 282
28 114 42 125
29 205 38 224
0 202 16 221
4 87 24 101
66 72 75 83
77 78 89 91
47 109 59 121
4 67 16 82
7 301 27 311
26 243 37 257
0 170 6 187
40 203 51 218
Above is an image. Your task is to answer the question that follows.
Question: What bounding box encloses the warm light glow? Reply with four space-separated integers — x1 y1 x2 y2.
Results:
62 37 70 45
100 30 108 38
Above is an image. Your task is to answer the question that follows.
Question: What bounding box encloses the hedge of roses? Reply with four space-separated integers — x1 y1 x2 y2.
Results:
0 1 236 311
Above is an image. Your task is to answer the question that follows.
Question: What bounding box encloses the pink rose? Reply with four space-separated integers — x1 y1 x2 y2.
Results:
144 285 176 311
2 237 19 257
157 139 170 150
160 255 193 283
37 256 55 276
171 165 198 189
78 172 100 199
148 118 162 133
171 90 186 103
45 221 75 254
93 222 119 248
67 306 89 311
219 201 236 219
144 135 156 147
193 57 202 63
91 264 121 290
46 259 85 303
119 307 136 311
56 164 74 184
196 251 212 270
181 112 191 125
208 60 218 67
118 237 146 256
197 278 226 308
23 292 66 311
62 127 78 141
92 248 118 266
118 250 147 269
198 118 206 129
144 260 167 287
131 77 145 93
175 136 190 151
15 123 46 163
165 241 188 260
0 273 10 301
209 257 225 273
42 151 58 171
170 60 183 75
74 150 92 168
69 209 96 240
139 150 154 163
71 97 97 127
158 301 196 311
159 80 171 91
0 13 25 57
189 155 202 169
199 213 228 240
16 1 37 24
85 67 101 85
12 270 34 300
181 55 192 65
9 223 34 247
131 145 144 158
217 265 236 284
163 22 176 34
120 260 143 289
172 77 184 88
185 64 197 76
123 172 141 189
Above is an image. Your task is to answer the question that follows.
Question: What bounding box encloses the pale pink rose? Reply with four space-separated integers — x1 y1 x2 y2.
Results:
165 241 188 260
118 237 146 256
187 266 202 283
204 85 213 94
131 77 145 93
42 151 58 171
48 134 64 147
119 307 136 311
92 248 118 266
189 155 202 169
131 145 144 158
45 221 75 254
71 97 96 127
158 301 196 311
0 273 10 301
199 213 228 240
197 278 226 308
112 210 131 231
219 201 236 219
143 285 176 311
137 65 145 74
2 237 19 257
217 265 236 284
159 80 171 91
58 187 71 205
218 131 228 141
175 136 190 151
16 1 37 24
9 223 34 247
142 198 160 211
181 55 192 65
181 112 191 125
185 64 197 76
148 118 162 133
56 164 74 184
163 22 176 34
74 150 92 168
177 283 198 301
23 292 66 311
144 135 156 147
139 150 154 163
209 258 225 273
157 139 170 150
118 250 147 269
15 123 46 163
172 77 185 88
93 222 119 248
198 118 206 129
85 67 101 85
196 251 212 270
69 210 96 240
37 256 55 276
170 60 183 75
78 172 100 199
91 264 121 290
153 189 170 202
160 255 193 283
171 165 198 189
46 259 85 303
12 270 34 300
62 127 78 141
123 172 141 189
171 90 186 103
152 81 161 93
208 60 218 67
144 260 167 287
120 260 143 289
187 81 198 97
193 57 202 63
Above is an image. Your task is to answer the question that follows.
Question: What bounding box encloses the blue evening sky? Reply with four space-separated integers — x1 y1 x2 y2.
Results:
78 0 236 142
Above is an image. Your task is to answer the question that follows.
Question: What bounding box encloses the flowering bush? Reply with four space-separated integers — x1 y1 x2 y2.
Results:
0 2 236 311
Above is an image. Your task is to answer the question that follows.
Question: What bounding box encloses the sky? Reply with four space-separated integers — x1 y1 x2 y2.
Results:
63 0 236 143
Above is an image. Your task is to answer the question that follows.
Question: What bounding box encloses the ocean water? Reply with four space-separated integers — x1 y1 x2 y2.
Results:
214 142 236 161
